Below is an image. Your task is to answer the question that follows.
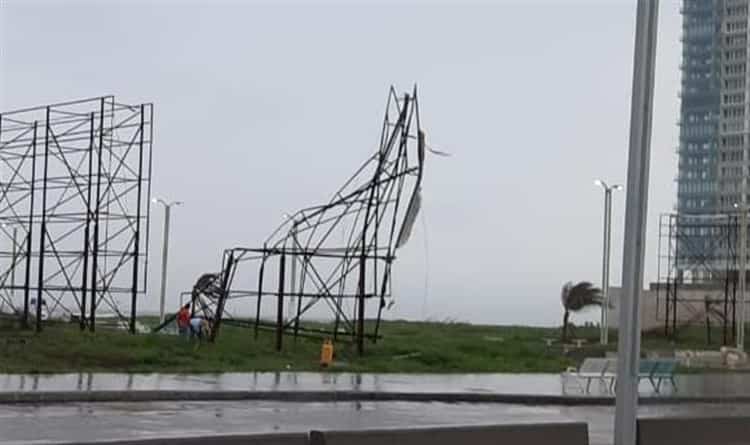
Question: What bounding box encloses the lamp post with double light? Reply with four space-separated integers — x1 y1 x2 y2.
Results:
153 198 182 324
595 180 623 345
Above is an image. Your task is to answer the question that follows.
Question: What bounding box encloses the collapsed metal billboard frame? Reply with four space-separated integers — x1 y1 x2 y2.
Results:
163 86 426 355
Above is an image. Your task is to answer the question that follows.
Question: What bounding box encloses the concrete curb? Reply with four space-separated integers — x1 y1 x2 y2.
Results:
1 390 749 406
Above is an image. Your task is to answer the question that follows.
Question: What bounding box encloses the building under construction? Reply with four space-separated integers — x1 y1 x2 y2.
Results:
654 212 742 344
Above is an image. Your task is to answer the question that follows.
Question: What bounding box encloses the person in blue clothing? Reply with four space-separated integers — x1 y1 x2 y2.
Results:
189 316 210 341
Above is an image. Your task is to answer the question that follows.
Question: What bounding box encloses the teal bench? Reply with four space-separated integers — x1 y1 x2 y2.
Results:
639 359 678 393
605 358 679 394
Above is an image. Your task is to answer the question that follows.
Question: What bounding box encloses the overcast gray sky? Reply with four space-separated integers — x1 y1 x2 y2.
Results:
0 0 680 326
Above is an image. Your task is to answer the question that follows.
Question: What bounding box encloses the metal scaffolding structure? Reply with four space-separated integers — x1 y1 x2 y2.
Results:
163 86 426 354
656 212 738 344
0 96 153 333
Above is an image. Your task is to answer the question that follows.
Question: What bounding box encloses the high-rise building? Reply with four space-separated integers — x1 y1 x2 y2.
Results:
678 0 719 215
718 1 749 210
651 0 750 341
678 0 749 213
674 0 748 280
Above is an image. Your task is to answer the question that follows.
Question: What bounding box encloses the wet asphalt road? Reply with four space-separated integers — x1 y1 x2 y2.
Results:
1 400 749 445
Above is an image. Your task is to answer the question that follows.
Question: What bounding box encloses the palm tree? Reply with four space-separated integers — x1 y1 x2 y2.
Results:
561 281 603 342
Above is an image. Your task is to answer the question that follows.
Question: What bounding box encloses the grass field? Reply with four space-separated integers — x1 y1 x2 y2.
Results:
0 317 745 374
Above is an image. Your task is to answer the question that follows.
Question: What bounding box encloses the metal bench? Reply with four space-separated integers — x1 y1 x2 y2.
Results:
639 359 678 393
563 358 611 393
603 358 618 392
609 358 679 394
651 359 678 393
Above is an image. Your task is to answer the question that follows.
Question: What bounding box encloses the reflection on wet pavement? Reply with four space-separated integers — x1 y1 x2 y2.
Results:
2 372 750 398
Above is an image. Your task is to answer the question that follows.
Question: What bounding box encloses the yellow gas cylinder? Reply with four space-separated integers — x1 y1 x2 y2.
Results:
320 339 334 367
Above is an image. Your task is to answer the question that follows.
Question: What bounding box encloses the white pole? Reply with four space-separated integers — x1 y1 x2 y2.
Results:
614 1 658 445
153 199 182 323
601 188 612 345
738 205 746 350
597 181 620 345
159 205 171 324
288 223 297 322
599 186 608 344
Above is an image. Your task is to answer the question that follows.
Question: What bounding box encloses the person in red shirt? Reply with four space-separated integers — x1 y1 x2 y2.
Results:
177 303 191 337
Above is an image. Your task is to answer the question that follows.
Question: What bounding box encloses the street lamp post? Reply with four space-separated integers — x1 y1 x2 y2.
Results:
283 213 303 324
595 180 623 345
735 202 747 351
288 220 298 323
153 198 182 324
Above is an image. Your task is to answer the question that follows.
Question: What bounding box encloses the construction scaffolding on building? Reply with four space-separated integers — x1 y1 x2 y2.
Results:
656 212 739 344
157 86 427 355
0 96 153 333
